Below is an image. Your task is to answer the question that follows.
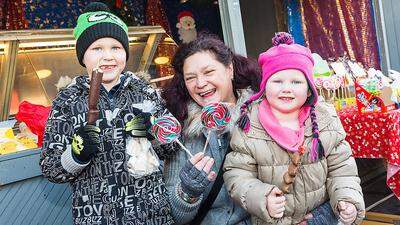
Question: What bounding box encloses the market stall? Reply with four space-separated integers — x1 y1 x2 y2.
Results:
312 54 400 203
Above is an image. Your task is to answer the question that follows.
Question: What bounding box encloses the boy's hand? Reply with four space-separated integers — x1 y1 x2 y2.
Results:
338 201 357 225
71 124 101 163
266 187 286 218
125 110 154 141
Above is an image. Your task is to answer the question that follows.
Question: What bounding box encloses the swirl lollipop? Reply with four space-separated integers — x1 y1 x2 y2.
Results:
150 116 181 143
201 102 231 153
322 79 333 91
201 102 231 130
150 115 193 157
314 77 323 89
333 76 341 90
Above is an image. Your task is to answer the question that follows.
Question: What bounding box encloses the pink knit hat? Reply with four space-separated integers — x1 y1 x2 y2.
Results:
237 32 324 161
250 32 317 105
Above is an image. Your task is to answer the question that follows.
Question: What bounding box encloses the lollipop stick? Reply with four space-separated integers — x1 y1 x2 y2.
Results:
175 139 193 157
202 130 212 153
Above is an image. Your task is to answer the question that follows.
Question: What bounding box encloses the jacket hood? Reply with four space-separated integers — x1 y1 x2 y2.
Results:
183 88 254 138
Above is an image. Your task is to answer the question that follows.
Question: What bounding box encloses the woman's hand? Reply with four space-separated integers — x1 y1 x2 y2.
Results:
297 213 313 225
266 187 286 218
338 201 357 225
179 152 217 198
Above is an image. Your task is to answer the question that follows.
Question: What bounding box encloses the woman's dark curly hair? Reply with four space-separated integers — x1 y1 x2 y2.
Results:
161 33 261 126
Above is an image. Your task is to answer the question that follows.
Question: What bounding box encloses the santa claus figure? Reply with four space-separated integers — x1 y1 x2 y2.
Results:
176 11 197 43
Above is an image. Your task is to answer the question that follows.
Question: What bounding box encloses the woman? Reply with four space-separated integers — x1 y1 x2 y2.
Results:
161 34 260 225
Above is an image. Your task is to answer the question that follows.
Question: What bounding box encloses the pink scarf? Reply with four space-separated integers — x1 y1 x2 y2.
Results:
258 99 310 152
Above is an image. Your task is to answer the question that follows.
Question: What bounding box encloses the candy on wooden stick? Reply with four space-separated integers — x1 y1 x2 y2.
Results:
87 67 103 125
281 145 305 194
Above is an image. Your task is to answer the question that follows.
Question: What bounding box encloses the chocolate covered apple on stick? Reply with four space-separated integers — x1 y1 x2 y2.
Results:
87 67 103 125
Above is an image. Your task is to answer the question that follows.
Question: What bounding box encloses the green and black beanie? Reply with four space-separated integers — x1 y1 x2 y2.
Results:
73 2 129 67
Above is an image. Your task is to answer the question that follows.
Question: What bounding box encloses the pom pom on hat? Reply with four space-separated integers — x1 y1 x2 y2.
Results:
83 1 110 13
272 32 294 46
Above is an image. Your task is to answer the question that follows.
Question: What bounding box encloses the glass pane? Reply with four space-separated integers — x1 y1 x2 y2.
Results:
126 43 146 72
148 36 178 88
9 43 150 115
10 49 85 115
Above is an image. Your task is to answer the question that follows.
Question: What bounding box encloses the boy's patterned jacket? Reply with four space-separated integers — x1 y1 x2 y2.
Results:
40 72 178 225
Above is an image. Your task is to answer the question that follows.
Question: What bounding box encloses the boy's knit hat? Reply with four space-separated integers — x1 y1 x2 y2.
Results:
73 2 129 67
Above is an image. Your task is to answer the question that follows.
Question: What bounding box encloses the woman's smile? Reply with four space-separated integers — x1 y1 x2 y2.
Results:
198 88 216 98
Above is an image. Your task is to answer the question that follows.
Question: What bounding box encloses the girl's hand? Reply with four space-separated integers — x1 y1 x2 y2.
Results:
179 152 217 198
266 187 286 218
337 201 357 225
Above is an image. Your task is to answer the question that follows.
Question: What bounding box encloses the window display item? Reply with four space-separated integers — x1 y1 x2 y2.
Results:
0 119 37 154
15 101 50 147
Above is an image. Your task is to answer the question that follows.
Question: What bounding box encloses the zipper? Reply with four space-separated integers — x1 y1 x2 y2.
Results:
217 138 222 150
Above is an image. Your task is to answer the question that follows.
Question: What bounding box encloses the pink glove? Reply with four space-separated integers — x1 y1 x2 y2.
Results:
338 201 357 225
266 187 286 218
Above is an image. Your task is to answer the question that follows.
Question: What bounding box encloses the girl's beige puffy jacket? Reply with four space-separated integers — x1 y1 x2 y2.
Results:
223 102 365 225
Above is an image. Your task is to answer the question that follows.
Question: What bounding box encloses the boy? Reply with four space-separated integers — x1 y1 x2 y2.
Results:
40 2 177 225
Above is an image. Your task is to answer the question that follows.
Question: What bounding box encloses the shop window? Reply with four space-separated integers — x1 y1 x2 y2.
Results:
0 27 177 155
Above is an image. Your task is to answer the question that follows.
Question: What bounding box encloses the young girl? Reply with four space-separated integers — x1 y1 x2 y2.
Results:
223 32 365 225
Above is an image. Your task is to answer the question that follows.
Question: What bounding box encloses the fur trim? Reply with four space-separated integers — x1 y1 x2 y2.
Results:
135 71 152 82
55 76 73 92
183 88 254 138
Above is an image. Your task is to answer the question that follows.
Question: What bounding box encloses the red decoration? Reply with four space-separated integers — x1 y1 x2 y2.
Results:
0 0 5 29
301 0 380 70
15 101 51 147
354 81 386 113
146 0 172 35
146 0 177 86
338 107 400 199
4 0 28 30
177 10 194 20
115 0 123 9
